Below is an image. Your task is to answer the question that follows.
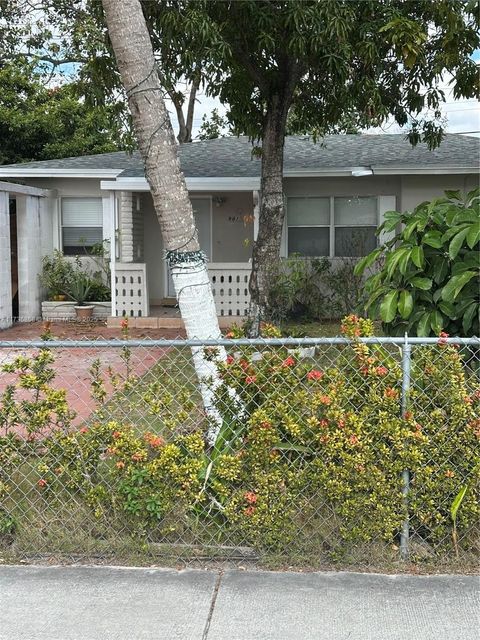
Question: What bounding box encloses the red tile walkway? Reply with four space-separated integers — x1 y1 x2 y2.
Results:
0 321 187 432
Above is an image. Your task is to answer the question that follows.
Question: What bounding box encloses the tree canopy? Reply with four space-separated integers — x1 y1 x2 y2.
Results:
0 61 126 164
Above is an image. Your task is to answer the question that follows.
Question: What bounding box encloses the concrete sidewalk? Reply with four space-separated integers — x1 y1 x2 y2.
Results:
0 566 478 640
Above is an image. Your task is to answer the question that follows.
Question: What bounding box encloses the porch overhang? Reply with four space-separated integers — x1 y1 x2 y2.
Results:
100 177 261 192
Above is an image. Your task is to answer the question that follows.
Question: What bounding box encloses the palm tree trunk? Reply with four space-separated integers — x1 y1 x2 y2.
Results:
102 0 225 444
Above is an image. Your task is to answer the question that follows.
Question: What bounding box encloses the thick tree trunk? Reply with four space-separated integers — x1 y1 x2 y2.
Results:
102 0 225 444
249 96 289 331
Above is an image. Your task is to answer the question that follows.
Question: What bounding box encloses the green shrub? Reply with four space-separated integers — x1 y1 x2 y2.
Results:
355 188 480 336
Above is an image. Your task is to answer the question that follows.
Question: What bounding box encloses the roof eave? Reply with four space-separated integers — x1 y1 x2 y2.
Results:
0 168 122 179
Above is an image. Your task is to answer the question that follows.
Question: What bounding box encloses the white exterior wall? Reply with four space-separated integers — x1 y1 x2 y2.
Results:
399 175 478 211
2 173 477 314
17 195 42 320
0 192 12 328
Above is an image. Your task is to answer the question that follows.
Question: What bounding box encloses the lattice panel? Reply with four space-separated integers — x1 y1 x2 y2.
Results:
209 264 250 317
115 263 149 317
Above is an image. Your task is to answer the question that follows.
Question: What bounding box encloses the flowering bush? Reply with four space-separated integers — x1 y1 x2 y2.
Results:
0 315 478 562
211 315 479 549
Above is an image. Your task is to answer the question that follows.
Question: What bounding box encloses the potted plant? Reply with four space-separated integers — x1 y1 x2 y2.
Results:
39 251 74 301
65 272 94 320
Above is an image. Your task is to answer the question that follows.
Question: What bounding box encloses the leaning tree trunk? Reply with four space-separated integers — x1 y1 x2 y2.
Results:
102 0 225 444
249 96 290 332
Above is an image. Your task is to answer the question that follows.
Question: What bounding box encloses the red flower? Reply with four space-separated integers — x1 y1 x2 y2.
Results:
244 491 258 505
131 452 144 462
404 411 413 420
37 478 47 488
282 356 295 368
438 331 449 345
337 419 345 429
244 506 256 516
79 427 89 434
349 434 359 445
112 431 122 439
121 318 129 329
375 366 388 377
239 359 249 371
226 355 234 365
260 421 272 429
307 369 323 381
245 375 257 385
319 395 331 405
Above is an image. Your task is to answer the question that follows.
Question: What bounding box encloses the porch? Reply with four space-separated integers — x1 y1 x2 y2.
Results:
107 188 259 324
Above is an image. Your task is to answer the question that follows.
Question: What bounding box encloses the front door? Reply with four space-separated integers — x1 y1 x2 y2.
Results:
167 198 211 297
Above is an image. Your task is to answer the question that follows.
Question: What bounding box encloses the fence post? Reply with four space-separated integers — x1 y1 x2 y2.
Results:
400 332 411 560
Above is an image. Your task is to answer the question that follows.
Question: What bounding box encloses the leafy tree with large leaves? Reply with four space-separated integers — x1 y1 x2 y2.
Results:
0 60 126 164
355 189 480 336
140 0 479 326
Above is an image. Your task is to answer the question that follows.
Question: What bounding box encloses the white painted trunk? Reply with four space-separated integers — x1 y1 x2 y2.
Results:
102 0 228 444
172 261 227 444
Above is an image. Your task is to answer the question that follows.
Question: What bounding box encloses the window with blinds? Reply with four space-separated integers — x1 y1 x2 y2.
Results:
62 197 103 255
287 195 378 258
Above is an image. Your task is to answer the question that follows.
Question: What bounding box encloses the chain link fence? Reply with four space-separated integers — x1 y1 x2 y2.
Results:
0 330 478 571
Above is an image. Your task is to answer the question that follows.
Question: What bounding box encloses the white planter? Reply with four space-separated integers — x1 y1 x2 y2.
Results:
287 347 316 359
41 301 111 321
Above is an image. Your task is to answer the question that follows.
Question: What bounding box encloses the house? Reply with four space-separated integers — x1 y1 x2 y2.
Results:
0 134 478 329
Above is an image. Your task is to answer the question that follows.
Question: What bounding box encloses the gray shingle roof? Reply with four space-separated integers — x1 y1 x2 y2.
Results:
2 134 478 177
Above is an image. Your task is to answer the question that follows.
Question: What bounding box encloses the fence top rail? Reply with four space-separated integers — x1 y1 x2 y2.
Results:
0 336 478 348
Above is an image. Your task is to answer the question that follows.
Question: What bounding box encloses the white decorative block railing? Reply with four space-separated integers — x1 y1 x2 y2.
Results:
115 263 149 317
209 263 251 317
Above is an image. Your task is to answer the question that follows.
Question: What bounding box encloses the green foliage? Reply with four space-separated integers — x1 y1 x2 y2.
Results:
1 317 478 559
265 256 366 322
356 189 480 336
39 248 111 303
143 0 480 148
0 348 75 437
39 250 75 299
196 108 233 140
265 256 331 322
0 60 125 164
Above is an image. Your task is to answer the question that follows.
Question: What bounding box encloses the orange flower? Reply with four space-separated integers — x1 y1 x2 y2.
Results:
225 331 234 338
79 427 89 434
245 375 257 385
384 387 398 399
244 506 256 516
121 318 129 329
444 469 455 478
375 366 388 376
116 461 125 469
37 478 47 488
307 369 323 381
349 434 359 445
319 395 331 405
244 491 258 504
131 452 144 462
112 431 122 439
